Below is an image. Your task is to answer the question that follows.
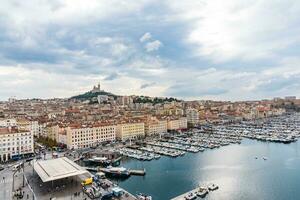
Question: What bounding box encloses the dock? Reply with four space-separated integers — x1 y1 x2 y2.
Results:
171 188 199 200
171 184 219 200
129 169 146 176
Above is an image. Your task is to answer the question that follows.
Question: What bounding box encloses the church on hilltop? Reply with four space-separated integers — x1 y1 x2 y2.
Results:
91 82 104 93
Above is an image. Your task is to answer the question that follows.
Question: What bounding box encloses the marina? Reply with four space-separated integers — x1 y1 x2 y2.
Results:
115 114 300 163
118 138 300 200
74 113 300 199
115 113 300 200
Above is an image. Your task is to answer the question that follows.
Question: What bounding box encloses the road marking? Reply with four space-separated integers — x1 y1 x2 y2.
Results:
0 179 6 184
0 179 12 184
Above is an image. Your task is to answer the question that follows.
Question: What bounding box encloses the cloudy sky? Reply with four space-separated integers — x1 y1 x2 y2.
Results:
0 0 300 101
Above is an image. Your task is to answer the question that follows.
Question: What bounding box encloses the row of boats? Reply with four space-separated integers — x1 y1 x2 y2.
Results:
146 141 203 153
117 114 300 163
140 145 185 157
118 129 243 160
119 148 161 161
214 113 300 144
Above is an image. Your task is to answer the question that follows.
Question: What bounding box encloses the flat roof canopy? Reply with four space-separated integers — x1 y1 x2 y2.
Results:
34 157 88 182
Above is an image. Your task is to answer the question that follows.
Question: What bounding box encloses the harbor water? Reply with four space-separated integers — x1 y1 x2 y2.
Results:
117 139 300 200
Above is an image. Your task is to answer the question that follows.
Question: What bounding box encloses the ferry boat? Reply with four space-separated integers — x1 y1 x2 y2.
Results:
101 166 130 178
83 156 111 166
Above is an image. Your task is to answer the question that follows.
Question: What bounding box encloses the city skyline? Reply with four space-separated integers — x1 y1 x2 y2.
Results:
1 1 300 101
2 81 299 102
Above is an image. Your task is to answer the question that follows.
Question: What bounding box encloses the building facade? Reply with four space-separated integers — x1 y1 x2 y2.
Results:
186 108 200 125
167 117 188 130
116 122 145 141
145 118 167 136
0 127 34 162
0 118 17 127
66 124 116 149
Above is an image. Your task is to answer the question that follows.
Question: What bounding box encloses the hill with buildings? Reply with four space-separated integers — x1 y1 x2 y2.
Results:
70 83 116 101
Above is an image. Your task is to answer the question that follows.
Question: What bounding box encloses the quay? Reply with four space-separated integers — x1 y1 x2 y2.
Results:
171 188 199 200
128 169 146 176
171 183 218 200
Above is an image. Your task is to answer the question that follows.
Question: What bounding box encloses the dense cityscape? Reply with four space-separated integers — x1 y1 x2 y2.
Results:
1 1 300 200
0 83 300 199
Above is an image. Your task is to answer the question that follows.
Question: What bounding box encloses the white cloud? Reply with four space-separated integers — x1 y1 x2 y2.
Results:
145 40 163 52
110 43 129 56
93 37 113 45
1 0 300 101
167 0 300 62
140 32 152 42
0 0 151 27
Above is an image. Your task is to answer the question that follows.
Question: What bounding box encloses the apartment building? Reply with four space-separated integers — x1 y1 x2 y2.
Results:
66 124 116 149
186 108 199 125
167 117 188 130
145 118 167 136
0 118 17 127
116 122 145 141
0 127 34 162
45 124 59 141
17 118 39 136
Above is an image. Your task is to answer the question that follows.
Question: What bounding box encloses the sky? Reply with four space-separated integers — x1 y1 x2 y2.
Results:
0 0 300 101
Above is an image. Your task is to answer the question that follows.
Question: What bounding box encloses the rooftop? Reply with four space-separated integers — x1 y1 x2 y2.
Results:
33 157 89 182
0 127 29 135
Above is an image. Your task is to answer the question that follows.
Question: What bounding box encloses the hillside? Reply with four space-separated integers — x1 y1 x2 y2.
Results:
70 91 116 101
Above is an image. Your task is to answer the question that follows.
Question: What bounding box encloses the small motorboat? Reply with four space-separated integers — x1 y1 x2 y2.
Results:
263 157 268 160
208 183 219 191
196 186 209 198
136 193 152 200
184 192 197 200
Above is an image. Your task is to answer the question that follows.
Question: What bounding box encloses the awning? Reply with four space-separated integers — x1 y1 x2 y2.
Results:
33 157 89 182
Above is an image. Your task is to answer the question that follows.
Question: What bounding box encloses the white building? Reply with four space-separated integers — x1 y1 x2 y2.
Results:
58 132 67 145
17 119 40 137
186 108 199 125
0 118 17 127
0 127 34 162
97 95 109 104
66 124 116 149
116 122 145 141
167 117 188 130
30 121 40 136
145 118 167 136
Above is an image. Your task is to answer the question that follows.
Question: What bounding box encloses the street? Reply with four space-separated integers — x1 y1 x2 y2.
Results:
0 167 13 200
